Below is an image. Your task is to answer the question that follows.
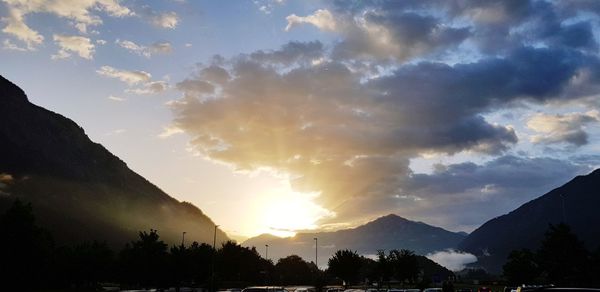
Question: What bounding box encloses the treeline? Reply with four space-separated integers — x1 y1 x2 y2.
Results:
0 200 451 290
503 223 600 287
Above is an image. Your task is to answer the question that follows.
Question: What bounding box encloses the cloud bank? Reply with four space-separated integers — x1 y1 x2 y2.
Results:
170 0 600 230
427 249 478 271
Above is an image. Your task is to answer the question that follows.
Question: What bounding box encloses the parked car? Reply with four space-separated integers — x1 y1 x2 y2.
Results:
478 287 492 292
424 288 443 292
243 287 286 292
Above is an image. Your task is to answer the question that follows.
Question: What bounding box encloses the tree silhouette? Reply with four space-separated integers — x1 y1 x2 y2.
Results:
503 249 539 285
0 200 54 289
217 241 273 287
119 229 169 288
274 255 314 285
166 241 214 287
388 249 419 283
536 223 590 286
327 249 363 285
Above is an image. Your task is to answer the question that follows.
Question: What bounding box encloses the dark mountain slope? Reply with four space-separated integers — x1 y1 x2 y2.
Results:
459 168 600 273
0 75 227 246
243 214 465 264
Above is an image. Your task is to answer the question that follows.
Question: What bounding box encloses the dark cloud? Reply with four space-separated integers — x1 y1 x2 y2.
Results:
172 0 600 230
249 41 325 65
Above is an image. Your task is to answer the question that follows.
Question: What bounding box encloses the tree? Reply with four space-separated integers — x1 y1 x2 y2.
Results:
119 229 169 288
388 249 419 283
328 249 363 285
536 223 590 286
216 241 273 287
376 250 393 285
275 255 314 285
503 249 539 285
58 241 116 288
0 200 54 289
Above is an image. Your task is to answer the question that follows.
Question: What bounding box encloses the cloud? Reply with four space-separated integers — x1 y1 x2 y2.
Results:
400 155 591 229
172 0 600 231
126 80 169 95
285 9 337 32
1 7 44 49
254 0 285 14
151 11 179 29
96 66 152 85
158 126 184 139
2 39 27 51
426 249 477 271
1 0 132 48
116 39 173 57
51 34 95 59
287 6 470 63
249 41 324 65
527 111 600 147
108 95 126 102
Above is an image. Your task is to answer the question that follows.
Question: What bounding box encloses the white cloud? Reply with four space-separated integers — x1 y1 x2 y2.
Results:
285 9 337 32
2 39 28 51
426 249 478 271
51 34 95 59
1 0 133 49
96 65 152 85
158 126 184 138
108 95 126 102
2 8 44 49
126 80 169 95
116 39 172 57
96 39 107 45
151 11 178 29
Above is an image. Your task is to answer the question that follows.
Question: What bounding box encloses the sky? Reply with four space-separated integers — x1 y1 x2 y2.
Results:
1 0 600 241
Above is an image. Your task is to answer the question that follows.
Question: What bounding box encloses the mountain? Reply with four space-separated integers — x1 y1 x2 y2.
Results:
0 75 228 246
459 168 600 274
243 214 466 264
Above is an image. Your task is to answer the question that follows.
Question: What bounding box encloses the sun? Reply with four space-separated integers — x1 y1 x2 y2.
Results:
255 181 333 238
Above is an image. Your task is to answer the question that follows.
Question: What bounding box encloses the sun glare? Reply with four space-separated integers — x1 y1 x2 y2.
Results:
255 182 333 238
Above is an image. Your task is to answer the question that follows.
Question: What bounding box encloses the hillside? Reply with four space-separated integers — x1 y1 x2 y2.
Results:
459 168 600 273
0 75 228 246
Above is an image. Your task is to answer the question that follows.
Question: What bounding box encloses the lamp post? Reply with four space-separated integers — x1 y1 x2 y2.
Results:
314 237 318 269
211 225 219 292
181 231 186 246
265 244 269 261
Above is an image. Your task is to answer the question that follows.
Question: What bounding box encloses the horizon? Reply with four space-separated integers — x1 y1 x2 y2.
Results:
2 0 600 240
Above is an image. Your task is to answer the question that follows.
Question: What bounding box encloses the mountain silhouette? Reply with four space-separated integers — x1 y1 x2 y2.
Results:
459 168 600 273
243 214 466 264
0 75 227 246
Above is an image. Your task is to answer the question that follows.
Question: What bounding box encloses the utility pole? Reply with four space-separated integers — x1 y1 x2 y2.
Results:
211 225 219 292
181 231 186 246
314 237 318 269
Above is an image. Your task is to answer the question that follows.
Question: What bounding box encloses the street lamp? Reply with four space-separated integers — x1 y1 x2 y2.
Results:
181 231 186 246
314 237 318 269
212 225 219 292
265 244 269 261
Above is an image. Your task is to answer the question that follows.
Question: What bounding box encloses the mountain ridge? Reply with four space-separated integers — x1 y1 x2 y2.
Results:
0 74 228 246
459 168 600 273
243 213 466 264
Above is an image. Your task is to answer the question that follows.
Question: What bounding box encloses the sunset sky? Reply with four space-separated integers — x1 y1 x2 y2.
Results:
2 0 600 240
